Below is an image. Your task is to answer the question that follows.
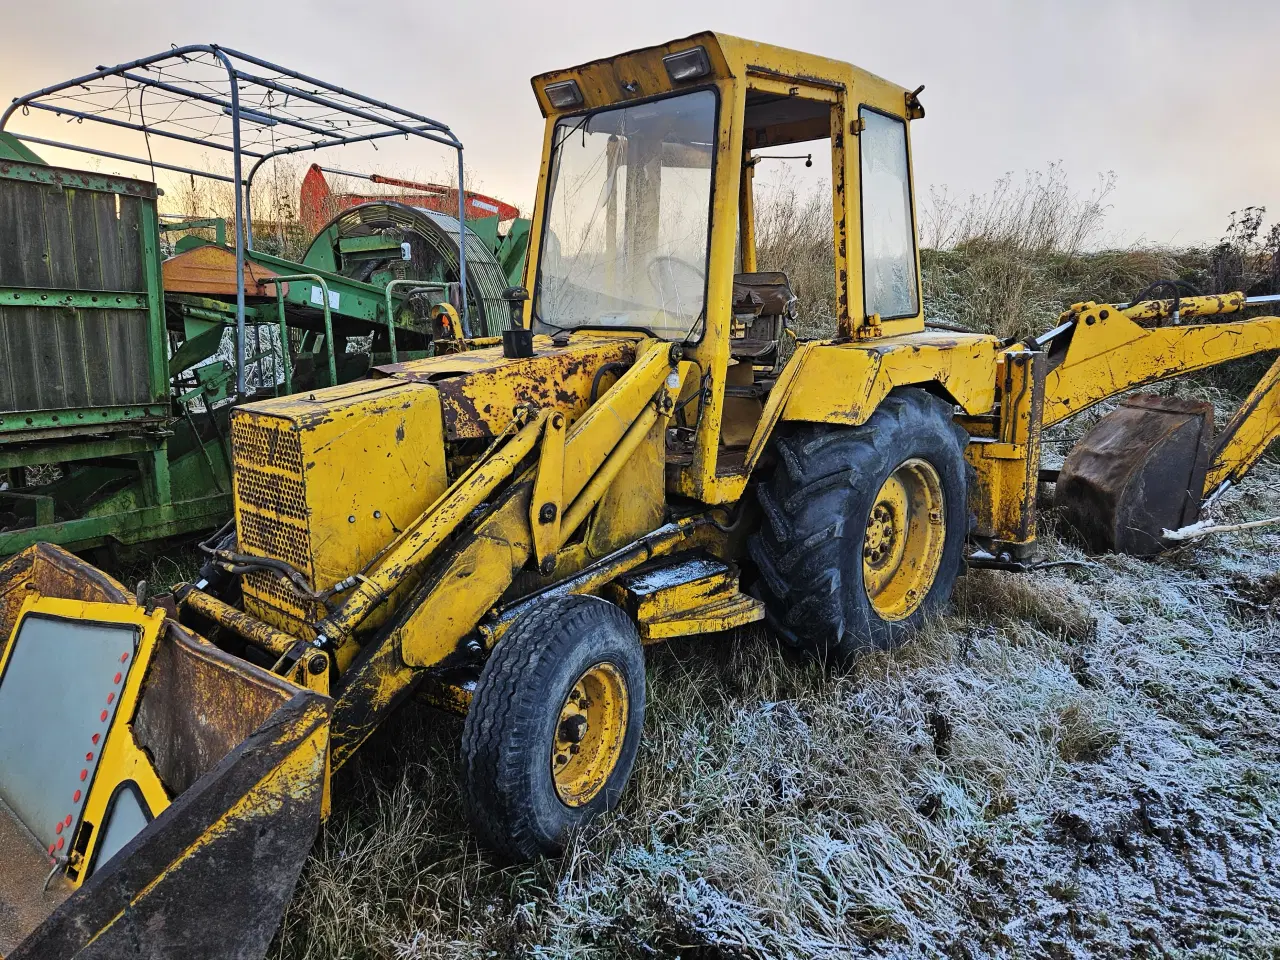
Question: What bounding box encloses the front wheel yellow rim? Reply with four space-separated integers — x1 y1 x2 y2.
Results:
551 662 629 807
862 458 947 622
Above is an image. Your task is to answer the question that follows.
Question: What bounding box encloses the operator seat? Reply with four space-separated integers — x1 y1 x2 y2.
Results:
728 271 796 392
711 271 798 455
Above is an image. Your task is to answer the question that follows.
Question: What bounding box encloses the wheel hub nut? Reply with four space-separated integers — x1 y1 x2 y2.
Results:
865 503 896 565
559 714 588 743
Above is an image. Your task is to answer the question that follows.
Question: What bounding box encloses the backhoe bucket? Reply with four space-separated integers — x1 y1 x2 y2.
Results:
1055 395 1214 555
0 544 330 960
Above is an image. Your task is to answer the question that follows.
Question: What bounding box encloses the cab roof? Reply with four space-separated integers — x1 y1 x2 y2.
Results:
530 31 920 123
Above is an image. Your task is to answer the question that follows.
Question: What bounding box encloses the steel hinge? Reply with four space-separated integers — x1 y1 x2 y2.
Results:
851 117 866 135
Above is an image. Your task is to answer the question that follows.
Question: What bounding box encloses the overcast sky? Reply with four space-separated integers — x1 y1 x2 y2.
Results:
4 0 1276 246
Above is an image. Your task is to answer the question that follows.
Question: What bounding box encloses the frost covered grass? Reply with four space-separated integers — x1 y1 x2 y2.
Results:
272 455 1280 959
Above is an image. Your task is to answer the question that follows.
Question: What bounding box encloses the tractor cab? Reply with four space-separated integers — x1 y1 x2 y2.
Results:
524 33 927 501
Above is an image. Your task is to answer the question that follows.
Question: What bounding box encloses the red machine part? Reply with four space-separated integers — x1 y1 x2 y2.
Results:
299 164 521 237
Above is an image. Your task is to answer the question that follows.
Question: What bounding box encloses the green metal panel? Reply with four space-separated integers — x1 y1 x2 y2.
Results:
0 288 149 309
466 215 500 253
0 133 45 165
0 494 232 555
246 248 395 324
498 218 531 287
0 405 168 435
337 235 404 254
0 161 167 430
0 162 155 198
0 435 156 471
158 217 226 246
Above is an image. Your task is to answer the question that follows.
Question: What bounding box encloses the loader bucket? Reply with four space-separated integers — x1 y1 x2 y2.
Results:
0 545 330 960
1056 394 1214 555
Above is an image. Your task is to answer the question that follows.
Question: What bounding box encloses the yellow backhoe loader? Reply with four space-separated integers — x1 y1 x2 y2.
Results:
2 32 1279 959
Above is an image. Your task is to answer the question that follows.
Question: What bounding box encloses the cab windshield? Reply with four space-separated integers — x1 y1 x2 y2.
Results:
535 90 716 339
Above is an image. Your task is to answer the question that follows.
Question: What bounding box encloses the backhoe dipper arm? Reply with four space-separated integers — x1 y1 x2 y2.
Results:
971 294 1280 551
1038 296 1280 429
1206 352 1280 490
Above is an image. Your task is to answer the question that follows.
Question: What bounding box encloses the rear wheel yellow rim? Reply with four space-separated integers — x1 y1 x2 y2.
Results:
862 458 946 622
551 662 629 807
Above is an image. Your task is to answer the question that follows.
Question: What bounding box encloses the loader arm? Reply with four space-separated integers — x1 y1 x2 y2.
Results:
180 339 688 770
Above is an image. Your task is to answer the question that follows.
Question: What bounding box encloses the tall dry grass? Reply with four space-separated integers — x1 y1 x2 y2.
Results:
750 163 1194 342
164 159 356 262
752 171 837 339
918 165 1189 340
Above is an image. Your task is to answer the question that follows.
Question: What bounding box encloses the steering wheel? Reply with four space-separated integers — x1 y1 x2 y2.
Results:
647 256 705 308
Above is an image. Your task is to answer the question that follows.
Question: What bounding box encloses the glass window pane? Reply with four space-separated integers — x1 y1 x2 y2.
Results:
91 785 149 874
0 615 139 851
536 90 717 339
860 109 919 319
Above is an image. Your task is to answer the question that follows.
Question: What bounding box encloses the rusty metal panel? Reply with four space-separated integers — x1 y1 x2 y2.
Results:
0 543 132 643
231 379 449 633
133 620 296 798
377 337 636 439
0 169 156 418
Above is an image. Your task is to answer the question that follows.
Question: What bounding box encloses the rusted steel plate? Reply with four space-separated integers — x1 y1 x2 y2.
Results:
0 543 132 642
377 337 636 439
160 244 284 298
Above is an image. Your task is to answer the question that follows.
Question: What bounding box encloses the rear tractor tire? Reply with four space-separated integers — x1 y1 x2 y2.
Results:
749 388 970 662
461 595 646 861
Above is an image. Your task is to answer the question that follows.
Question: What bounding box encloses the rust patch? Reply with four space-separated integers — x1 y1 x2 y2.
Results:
0 544 131 643
424 339 637 439
134 619 297 797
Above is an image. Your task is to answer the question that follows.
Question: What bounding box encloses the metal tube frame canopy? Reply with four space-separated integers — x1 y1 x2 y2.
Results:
2 44 470 395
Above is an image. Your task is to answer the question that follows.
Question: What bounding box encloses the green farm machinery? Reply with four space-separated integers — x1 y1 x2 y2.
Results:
0 46 528 559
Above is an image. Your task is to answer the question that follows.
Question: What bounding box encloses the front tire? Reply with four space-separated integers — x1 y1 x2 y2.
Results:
748 388 969 662
461 595 646 861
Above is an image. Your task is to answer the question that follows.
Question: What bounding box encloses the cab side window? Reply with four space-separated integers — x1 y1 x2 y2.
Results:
860 108 919 320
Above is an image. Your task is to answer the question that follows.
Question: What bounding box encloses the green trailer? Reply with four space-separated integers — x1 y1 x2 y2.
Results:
0 156 231 556
0 47 529 560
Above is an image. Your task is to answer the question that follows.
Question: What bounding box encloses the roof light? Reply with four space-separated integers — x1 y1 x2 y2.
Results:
662 47 711 84
544 80 584 109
